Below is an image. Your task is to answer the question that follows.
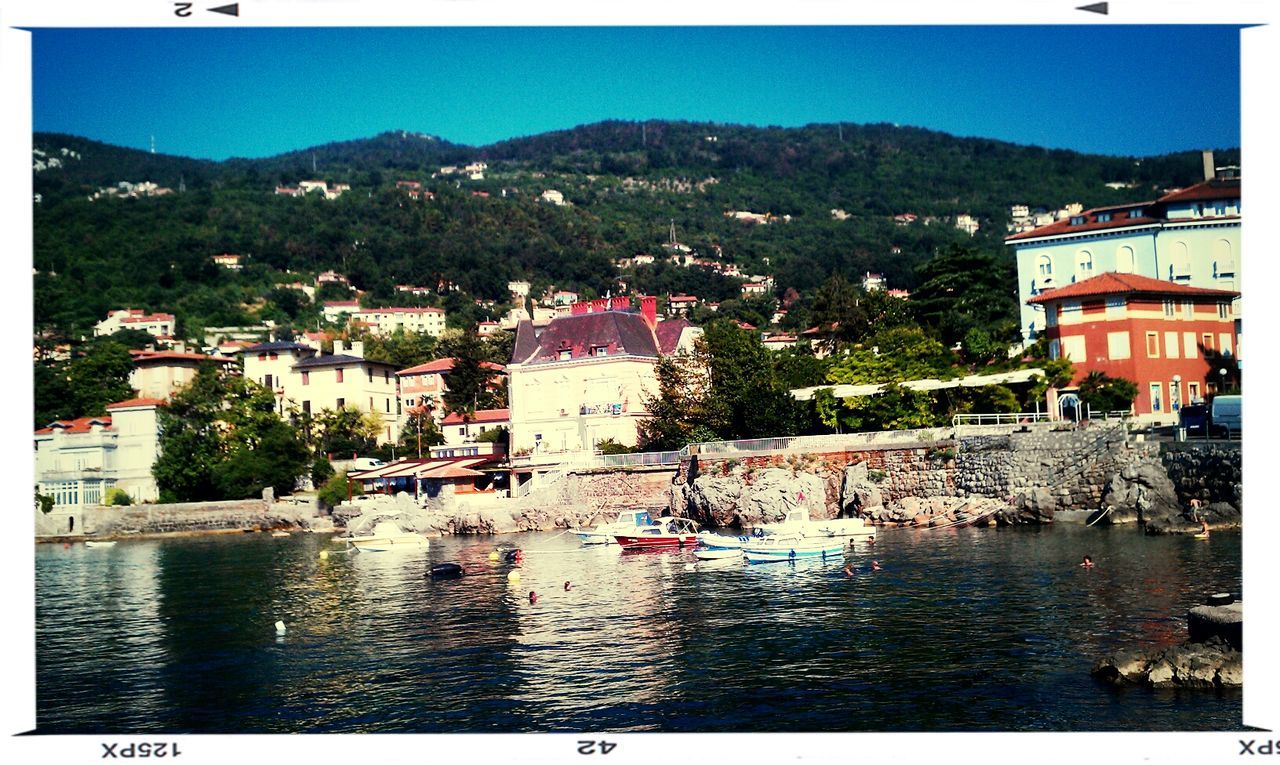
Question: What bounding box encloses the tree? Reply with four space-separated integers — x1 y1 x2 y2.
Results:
638 357 706 451
1077 371 1138 416
153 365 310 502
310 406 382 457
825 326 957 385
394 410 446 458
442 332 500 415
910 244 1019 347
817 383 939 433
67 341 136 416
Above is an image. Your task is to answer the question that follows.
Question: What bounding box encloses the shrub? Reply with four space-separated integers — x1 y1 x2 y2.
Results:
103 488 133 506
311 457 336 487
594 437 632 455
868 469 887 483
35 488 54 514
318 472 350 509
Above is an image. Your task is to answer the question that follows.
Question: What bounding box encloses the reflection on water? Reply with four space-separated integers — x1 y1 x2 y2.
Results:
35 525 1242 733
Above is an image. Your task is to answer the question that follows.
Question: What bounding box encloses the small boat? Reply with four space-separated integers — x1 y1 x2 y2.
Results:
742 534 846 563
756 509 876 541
696 532 750 550
614 517 700 549
271 531 290 538
345 521 429 553
84 540 117 548
576 509 662 545
694 547 743 561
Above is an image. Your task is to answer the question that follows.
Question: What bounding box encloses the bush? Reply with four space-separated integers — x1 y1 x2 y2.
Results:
35 488 54 514
594 437 632 455
311 457 335 487
103 487 133 506
317 472 350 509
868 469 887 483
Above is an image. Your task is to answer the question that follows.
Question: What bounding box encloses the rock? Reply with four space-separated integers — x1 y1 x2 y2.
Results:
1091 636 1241 688
1146 659 1177 687
1100 463 1181 527
683 467 824 528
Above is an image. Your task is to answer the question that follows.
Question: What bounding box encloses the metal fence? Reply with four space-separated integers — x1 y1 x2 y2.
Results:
952 412 1055 427
596 450 681 468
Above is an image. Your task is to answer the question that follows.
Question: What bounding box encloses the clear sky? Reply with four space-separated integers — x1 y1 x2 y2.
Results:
31 26 1242 160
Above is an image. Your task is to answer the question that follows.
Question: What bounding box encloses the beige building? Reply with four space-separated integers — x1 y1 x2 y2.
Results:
129 349 238 400
351 306 447 337
507 296 700 457
94 308 176 339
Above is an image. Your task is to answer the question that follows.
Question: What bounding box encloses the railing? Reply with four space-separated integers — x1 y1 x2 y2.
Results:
953 412 1054 427
678 428 954 459
596 450 681 468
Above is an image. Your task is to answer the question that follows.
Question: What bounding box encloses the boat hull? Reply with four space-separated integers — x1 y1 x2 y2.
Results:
694 547 743 561
742 541 846 563
576 531 616 545
349 538 430 553
614 534 699 550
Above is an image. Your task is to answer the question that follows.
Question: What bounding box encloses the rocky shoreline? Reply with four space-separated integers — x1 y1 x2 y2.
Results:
1092 599 1243 689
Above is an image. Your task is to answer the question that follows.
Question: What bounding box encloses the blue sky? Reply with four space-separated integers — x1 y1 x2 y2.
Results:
31 26 1242 160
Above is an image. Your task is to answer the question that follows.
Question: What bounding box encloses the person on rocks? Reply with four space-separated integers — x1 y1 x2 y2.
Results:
1080 555 1095 568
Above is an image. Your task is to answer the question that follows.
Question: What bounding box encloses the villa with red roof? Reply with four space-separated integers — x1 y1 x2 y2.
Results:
506 296 701 462
441 408 511 447
1008 175 1241 346
1027 272 1239 420
129 349 238 400
34 398 164 520
93 308 176 340
397 357 507 426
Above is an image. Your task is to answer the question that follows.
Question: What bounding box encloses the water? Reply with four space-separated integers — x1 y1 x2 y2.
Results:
35 525 1242 733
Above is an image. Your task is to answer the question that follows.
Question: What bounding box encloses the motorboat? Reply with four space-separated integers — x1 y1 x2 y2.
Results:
694 547 743 561
755 509 876 540
344 521 430 553
614 516 700 549
576 509 662 545
742 533 847 563
695 531 750 550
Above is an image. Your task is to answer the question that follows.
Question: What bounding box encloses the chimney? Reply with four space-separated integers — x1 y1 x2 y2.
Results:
571 301 588 316
1202 150 1215 182
350 341 364 358
640 296 657 329
610 296 630 312
591 298 609 313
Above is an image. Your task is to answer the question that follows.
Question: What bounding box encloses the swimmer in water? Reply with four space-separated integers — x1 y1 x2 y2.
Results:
564 581 572 591
529 591 538 604
1080 555 1094 568
871 560 882 571
844 564 854 577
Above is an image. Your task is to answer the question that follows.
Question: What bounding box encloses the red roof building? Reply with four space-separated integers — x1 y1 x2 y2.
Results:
1027 272 1239 418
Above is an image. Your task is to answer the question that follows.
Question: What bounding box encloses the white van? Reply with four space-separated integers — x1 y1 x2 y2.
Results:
351 457 386 471
1210 395 1241 437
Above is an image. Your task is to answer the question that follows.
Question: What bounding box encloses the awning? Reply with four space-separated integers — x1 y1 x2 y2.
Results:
790 368 1046 401
349 460 431 480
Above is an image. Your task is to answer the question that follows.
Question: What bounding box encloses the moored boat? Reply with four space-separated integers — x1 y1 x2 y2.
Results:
83 540 117 548
756 509 875 540
694 547 743 561
576 509 662 545
695 531 750 550
614 516 700 549
742 534 846 563
345 521 429 553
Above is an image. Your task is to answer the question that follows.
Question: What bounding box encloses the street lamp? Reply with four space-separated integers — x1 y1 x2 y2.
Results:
1219 368 1228 393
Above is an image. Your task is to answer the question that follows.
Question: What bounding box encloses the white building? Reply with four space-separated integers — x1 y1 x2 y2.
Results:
1007 176 1242 345
351 307 447 338
34 397 163 509
508 280 531 299
94 309 177 340
507 296 701 457
540 189 567 206
955 214 980 236
322 300 362 323
243 340 400 444
441 408 510 446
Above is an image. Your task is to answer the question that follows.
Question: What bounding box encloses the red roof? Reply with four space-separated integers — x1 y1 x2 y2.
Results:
120 312 175 323
131 350 236 364
323 300 360 308
441 408 510 426
1005 206 1159 241
1157 178 1241 204
356 306 445 315
35 415 112 435
398 357 506 376
106 397 165 410
1026 272 1240 305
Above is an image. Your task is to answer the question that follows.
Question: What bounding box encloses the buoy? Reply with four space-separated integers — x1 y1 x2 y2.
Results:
275 620 287 635
319 550 329 559
489 551 499 561
507 570 521 582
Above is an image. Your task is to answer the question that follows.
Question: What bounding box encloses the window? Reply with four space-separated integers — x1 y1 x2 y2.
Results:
1107 332 1131 360
385 398 391 413
1096 213 1112 223
1163 300 1174 317
1169 381 1183 412
1168 241 1191 281
1062 335 1086 362
336 398 345 408
1183 301 1193 319
1164 332 1180 359
384 370 390 384
1075 250 1093 282
1048 339 1060 360
1146 332 1160 358
593 345 609 357
264 374 273 389
558 349 572 360
1037 255 1053 281
1183 332 1197 359
1130 208 1144 218
1149 383 1163 413
335 368 344 383
269 352 279 361
1202 333 1214 353
302 401 310 414
302 371 310 385
1116 245 1135 274
1214 239 1236 277
258 353 267 361
1218 303 1229 319
1219 334 1234 356
1070 216 1085 226
1105 297 1126 318
369 397 374 410
1189 382 1201 403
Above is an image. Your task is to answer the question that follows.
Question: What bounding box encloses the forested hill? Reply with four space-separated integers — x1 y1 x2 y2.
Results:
31 121 1238 340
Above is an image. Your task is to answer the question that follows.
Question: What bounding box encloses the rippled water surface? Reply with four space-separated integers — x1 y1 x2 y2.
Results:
35 525 1242 733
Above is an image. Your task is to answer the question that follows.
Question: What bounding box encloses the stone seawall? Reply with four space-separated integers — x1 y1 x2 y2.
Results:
1160 442 1242 510
36 498 325 540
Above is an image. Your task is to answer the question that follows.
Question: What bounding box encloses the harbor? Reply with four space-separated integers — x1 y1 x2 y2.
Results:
35 523 1241 733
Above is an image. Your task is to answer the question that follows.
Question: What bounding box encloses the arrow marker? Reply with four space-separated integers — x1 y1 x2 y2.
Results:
1076 2 1108 14
209 3 239 16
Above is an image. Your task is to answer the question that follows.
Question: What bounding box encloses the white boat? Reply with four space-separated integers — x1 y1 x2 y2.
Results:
345 521 429 553
756 509 876 540
742 533 847 563
694 547 743 561
83 540 117 548
271 531 290 538
695 531 750 550
576 509 662 545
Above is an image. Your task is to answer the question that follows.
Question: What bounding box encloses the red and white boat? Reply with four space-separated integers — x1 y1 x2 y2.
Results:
614 516 700 549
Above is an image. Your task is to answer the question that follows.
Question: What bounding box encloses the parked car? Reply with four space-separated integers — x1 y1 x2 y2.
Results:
1209 394 1242 438
351 457 386 471
1178 404 1209 436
